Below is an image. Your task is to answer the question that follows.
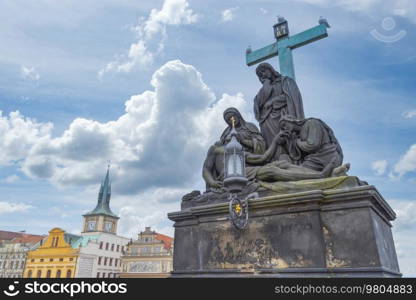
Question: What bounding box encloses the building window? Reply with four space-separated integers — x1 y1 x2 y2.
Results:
87 221 96 231
105 222 113 232
99 242 103 249
66 270 72 278
10 261 14 269
31 259 34 262
102 273 106 278
59 258 64 262
97 272 100 278
46 270 51 278
141 247 151 253
106 243 109 250
20 261 24 268
27 270 32 278
98 257 102 265
69 258 73 261
109 258 112 266
104 257 107 266
49 258 53 262
40 259 44 262
37 270 42 278
111 244 114 251
121 246 124 253
56 270 61 278
114 259 118 267
116 245 120 252
52 237 59 247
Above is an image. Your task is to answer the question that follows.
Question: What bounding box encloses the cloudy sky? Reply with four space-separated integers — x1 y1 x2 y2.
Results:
0 0 415 276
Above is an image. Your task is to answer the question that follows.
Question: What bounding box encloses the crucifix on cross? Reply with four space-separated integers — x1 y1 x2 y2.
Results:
246 16 330 80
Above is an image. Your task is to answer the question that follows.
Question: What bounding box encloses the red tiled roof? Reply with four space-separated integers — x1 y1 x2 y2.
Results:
0 230 24 241
11 235 45 244
0 230 44 244
155 233 173 250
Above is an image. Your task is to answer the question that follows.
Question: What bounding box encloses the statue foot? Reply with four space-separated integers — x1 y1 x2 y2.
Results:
331 163 351 177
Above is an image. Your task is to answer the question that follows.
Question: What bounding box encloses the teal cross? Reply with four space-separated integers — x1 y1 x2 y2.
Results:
246 18 330 80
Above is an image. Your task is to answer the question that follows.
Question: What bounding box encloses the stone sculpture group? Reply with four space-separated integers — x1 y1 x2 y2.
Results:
183 63 351 208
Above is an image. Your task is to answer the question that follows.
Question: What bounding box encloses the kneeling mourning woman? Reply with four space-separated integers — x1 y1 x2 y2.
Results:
202 107 266 191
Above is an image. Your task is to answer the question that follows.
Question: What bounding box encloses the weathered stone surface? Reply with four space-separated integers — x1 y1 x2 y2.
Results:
168 185 401 277
182 176 365 210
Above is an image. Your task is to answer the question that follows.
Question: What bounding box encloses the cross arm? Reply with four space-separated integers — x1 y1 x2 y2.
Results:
284 23 329 50
246 42 278 66
245 23 329 67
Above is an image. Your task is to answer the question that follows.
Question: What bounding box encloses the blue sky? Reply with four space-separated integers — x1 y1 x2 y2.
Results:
0 0 415 276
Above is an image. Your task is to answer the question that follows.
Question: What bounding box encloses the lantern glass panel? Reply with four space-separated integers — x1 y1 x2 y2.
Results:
234 154 242 175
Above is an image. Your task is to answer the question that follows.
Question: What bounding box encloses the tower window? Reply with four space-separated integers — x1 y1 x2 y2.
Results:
87 221 96 231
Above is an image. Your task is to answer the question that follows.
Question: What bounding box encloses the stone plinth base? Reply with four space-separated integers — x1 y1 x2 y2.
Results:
168 185 401 277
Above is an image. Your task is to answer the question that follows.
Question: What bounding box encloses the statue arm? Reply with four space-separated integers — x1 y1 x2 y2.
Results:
246 134 280 165
202 144 223 189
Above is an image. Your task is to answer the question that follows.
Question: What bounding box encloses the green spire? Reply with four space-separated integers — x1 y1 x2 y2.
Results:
83 165 118 218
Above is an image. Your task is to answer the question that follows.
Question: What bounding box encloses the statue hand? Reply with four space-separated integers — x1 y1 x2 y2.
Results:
275 131 288 145
210 180 223 189
261 78 271 85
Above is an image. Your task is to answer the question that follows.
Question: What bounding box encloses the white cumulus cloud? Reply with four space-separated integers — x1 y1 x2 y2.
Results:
0 111 53 166
98 0 198 77
372 160 388 175
402 110 416 119
1 60 251 196
21 66 40 81
393 144 416 177
221 7 239 22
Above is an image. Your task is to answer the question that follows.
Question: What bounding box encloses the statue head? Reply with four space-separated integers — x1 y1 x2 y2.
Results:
279 115 304 133
223 107 243 128
255 63 280 84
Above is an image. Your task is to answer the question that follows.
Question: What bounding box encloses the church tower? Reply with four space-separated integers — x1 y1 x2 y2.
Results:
82 166 119 234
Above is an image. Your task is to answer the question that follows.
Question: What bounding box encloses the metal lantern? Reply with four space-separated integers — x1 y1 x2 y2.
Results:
223 122 248 193
273 16 289 40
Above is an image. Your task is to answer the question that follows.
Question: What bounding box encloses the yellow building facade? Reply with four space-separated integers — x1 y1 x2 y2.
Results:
24 228 79 278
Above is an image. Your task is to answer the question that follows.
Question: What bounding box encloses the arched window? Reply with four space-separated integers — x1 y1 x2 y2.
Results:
27 270 32 278
56 270 61 278
46 270 51 278
37 270 42 278
66 269 72 278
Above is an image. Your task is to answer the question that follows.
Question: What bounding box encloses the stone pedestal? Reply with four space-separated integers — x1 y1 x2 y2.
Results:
168 185 401 277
